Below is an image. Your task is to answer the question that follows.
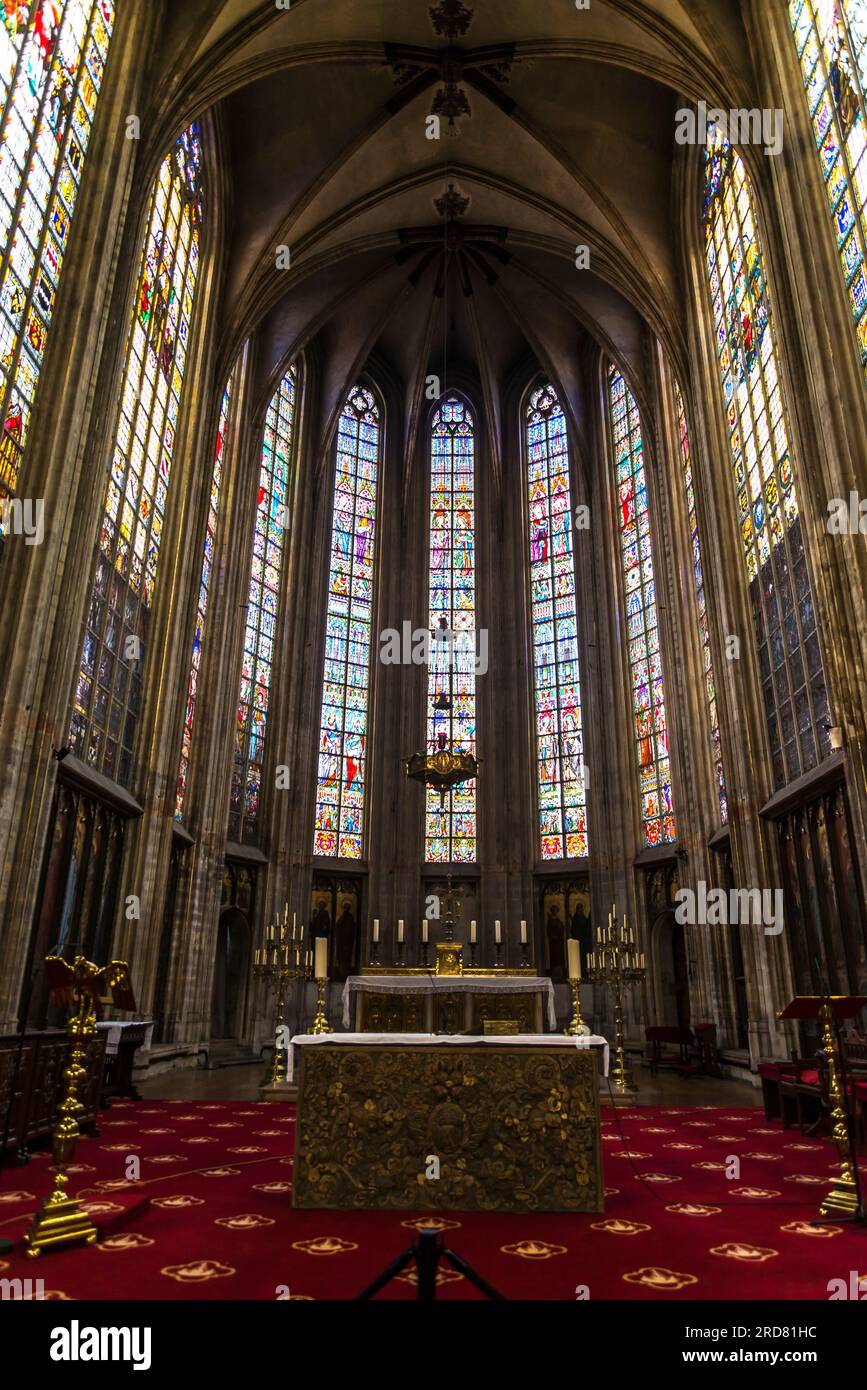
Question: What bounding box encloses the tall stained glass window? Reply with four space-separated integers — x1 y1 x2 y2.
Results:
175 373 233 820
0 1 114 518
526 383 588 859
228 366 295 843
425 395 476 863
313 384 379 860
69 125 204 786
675 380 727 824
790 0 867 377
608 365 676 848
703 127 830 787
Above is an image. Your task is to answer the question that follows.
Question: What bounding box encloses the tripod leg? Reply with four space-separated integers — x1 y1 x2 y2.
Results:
442 1247 507 1300
416 1229 441 1301
354 1246 416 1301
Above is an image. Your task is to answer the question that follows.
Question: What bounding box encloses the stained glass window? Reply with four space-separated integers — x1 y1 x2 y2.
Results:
675 380 727 824
703 127 830 787
608 365 676 848
0 1 114 522
526 383 588 860
175 374 233 821
228 366 295 843
313 384 379 860
69 125 204 786
425 395 476 863
790 1 867 376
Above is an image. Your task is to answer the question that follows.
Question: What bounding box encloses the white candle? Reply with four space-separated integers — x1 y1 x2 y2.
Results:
421 919 428 943
520 919 527 945
494 920 502 944
372 919 380 943
470 919 477 943
299 922 304 942
397 919 404 943
292 911 297 937
314 938 328 980
567 939 581 981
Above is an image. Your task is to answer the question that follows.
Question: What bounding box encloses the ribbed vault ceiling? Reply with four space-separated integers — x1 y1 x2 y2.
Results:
149 1 759 444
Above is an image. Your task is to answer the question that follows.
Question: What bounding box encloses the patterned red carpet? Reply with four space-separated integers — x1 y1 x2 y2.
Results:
0 1099 864 1300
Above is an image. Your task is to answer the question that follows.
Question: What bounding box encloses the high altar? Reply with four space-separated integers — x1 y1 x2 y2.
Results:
342 966 557 1033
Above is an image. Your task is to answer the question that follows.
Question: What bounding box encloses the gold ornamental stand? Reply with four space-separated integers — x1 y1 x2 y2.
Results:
254 905 310 1087
25 955 135 1258
586 905 646 1094
778 994 866 1222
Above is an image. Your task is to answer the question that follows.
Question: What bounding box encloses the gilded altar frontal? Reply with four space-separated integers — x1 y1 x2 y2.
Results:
0 0 865 1351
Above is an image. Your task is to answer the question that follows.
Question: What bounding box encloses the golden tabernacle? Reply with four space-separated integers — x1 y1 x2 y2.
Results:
292 1039 603 1213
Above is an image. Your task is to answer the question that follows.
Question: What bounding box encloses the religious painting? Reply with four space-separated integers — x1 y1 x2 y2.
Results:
310 872 362 981
538 874 591 979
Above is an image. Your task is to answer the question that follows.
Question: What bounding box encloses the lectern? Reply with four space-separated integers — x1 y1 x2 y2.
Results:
777 995 866 1220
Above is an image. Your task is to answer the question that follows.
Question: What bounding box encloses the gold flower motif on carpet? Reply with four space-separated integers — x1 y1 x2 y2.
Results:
151 1195 205 1209
253 1181 292 1194
0 1190 34 1203
748 1127 778 1135
710 1242 778 1262
611 1150 651 1159
743 1152 781 1161
228 1146 266 1154
97 1232 154 1251
637 1173 682 1183
210 1122 242 1129
253 1130 284 1137
66 1164 96 1173
401 1217 461 1232
622 1267 698 1291
785 1142 820 1151
780 1221 842 1237
161 1260 236 1283
93 1179 136 1192
729 1187 780 1198
140 1128 174 1135
148 1155 184 1164
397 1267 463 1286
692 1161 726 1171
590 1218 651 1235
501 1240 566 1260
201 1167 240 1177
214 1214 275 1230
641 1127 674 1134
784 1173 830 1184
683 1120 713 1127
180 1136 218 1144
81 1201 124 1216
708 1135 742 1143
603 1187 620 1197
664 1143 699 1151
291 1236 359 1256
666 1203 721 1216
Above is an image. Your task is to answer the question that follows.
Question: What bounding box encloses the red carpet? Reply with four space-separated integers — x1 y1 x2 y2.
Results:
1 1099 864 1300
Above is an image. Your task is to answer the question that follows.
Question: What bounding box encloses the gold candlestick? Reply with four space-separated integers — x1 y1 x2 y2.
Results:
26 955 136 1257
311 978 330 1034
253 904 310 1085
586 904 645 1093
563 979 589 1036
818 1000 861 1217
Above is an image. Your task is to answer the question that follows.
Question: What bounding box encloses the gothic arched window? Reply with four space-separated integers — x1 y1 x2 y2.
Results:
175 372 233 821
526 382 588 859
69 125 204 786
313 384 380 860
675 380 727 824
228 365 295 843
790 0 867 378
608 365 676 847
425 395 476 864
703 127 830 786
0 2 114 519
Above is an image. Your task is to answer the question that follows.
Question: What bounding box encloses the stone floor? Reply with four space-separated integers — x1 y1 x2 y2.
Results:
139 1057 762 1108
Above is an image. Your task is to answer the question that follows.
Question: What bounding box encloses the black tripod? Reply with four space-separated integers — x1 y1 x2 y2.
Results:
355 1227 506 1300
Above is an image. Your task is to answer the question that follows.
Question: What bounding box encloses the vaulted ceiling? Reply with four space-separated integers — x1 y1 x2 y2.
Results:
147 1 759 448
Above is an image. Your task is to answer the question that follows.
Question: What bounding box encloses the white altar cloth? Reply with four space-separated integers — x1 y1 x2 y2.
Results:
341 974 557 1030
96 1019 154 1056
287 1031 609 1083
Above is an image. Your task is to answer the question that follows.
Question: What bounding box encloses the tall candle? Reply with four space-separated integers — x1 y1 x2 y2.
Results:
494 920 502 944
372 919 380 943
397 919 404 944
421 919 429 943
292 911 297 938
299 922 304 942
470 919 477 944
567 939 581 981
520 919 527 945
314 937 328 980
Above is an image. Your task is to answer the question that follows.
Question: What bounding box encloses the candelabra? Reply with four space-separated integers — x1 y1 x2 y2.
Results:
586 904 646 1093
253 905 311 1085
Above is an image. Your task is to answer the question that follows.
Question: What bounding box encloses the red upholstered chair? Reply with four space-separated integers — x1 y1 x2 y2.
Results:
645 1026 694 1074
757 1060 797 1120
779 1054 826 1134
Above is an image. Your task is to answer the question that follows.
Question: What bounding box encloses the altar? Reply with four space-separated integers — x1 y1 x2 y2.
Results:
291 1034 606 1213
342 970 557 1033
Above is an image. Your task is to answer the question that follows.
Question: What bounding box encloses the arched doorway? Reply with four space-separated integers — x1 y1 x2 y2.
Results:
651 909 690 1030
211 907 251 1040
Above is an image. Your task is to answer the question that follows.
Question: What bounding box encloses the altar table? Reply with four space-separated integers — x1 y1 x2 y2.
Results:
291 1034 606 1213
342 972 557 1033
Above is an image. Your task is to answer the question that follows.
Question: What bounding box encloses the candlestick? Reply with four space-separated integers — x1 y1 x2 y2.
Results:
585 902 645 1093
252 904 312 1085
311 976 330 1034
